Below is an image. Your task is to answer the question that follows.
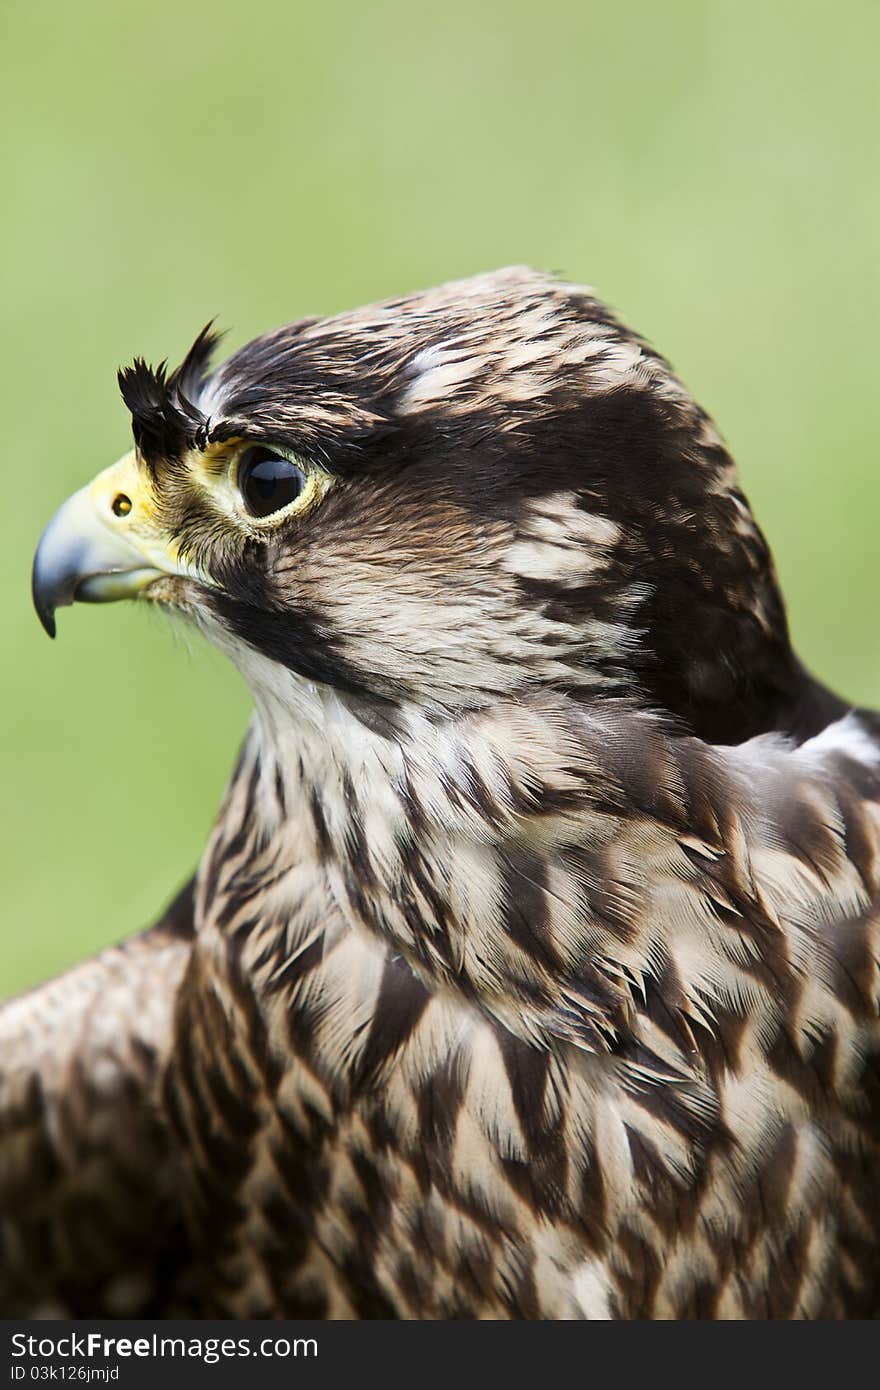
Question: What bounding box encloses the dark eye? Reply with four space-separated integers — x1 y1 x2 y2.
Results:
238 447 306 518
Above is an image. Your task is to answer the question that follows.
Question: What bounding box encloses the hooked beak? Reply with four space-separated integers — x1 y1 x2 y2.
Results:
32 453 177 637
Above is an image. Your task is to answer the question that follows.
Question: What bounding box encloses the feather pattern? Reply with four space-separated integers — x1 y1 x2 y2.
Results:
163 697 880 1318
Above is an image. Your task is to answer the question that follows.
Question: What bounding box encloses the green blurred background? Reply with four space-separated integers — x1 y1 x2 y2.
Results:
2 1 878 994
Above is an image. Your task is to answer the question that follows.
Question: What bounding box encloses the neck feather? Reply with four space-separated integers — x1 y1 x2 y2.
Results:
198 668 879 1082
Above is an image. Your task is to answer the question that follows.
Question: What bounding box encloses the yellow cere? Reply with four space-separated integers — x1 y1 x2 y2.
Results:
85 451 184 568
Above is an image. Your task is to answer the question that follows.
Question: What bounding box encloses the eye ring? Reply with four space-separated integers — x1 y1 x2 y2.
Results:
237 446 306 519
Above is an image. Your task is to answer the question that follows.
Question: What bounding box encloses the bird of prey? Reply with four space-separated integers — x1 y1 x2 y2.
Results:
9 267 880 1319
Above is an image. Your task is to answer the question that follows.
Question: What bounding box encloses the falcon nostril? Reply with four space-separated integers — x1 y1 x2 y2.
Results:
112 493 132 517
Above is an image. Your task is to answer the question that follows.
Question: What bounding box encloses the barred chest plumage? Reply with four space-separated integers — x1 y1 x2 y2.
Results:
164 686 880 1319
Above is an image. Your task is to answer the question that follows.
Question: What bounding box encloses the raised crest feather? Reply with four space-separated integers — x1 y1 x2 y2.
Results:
117 322 222 465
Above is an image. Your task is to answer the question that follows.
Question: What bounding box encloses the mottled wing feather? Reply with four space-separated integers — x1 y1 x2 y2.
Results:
0 880 197 1316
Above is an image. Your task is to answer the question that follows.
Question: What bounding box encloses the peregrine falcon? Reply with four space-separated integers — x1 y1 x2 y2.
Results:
10 268 880 1318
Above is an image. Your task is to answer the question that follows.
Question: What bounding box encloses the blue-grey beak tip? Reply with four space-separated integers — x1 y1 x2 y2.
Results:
32 485 167 639
31 540 63 639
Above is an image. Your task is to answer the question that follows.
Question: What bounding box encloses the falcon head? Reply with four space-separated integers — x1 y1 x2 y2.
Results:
32 267 815 743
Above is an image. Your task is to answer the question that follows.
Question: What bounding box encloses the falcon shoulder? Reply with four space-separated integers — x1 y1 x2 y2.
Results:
0 880 198 1316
